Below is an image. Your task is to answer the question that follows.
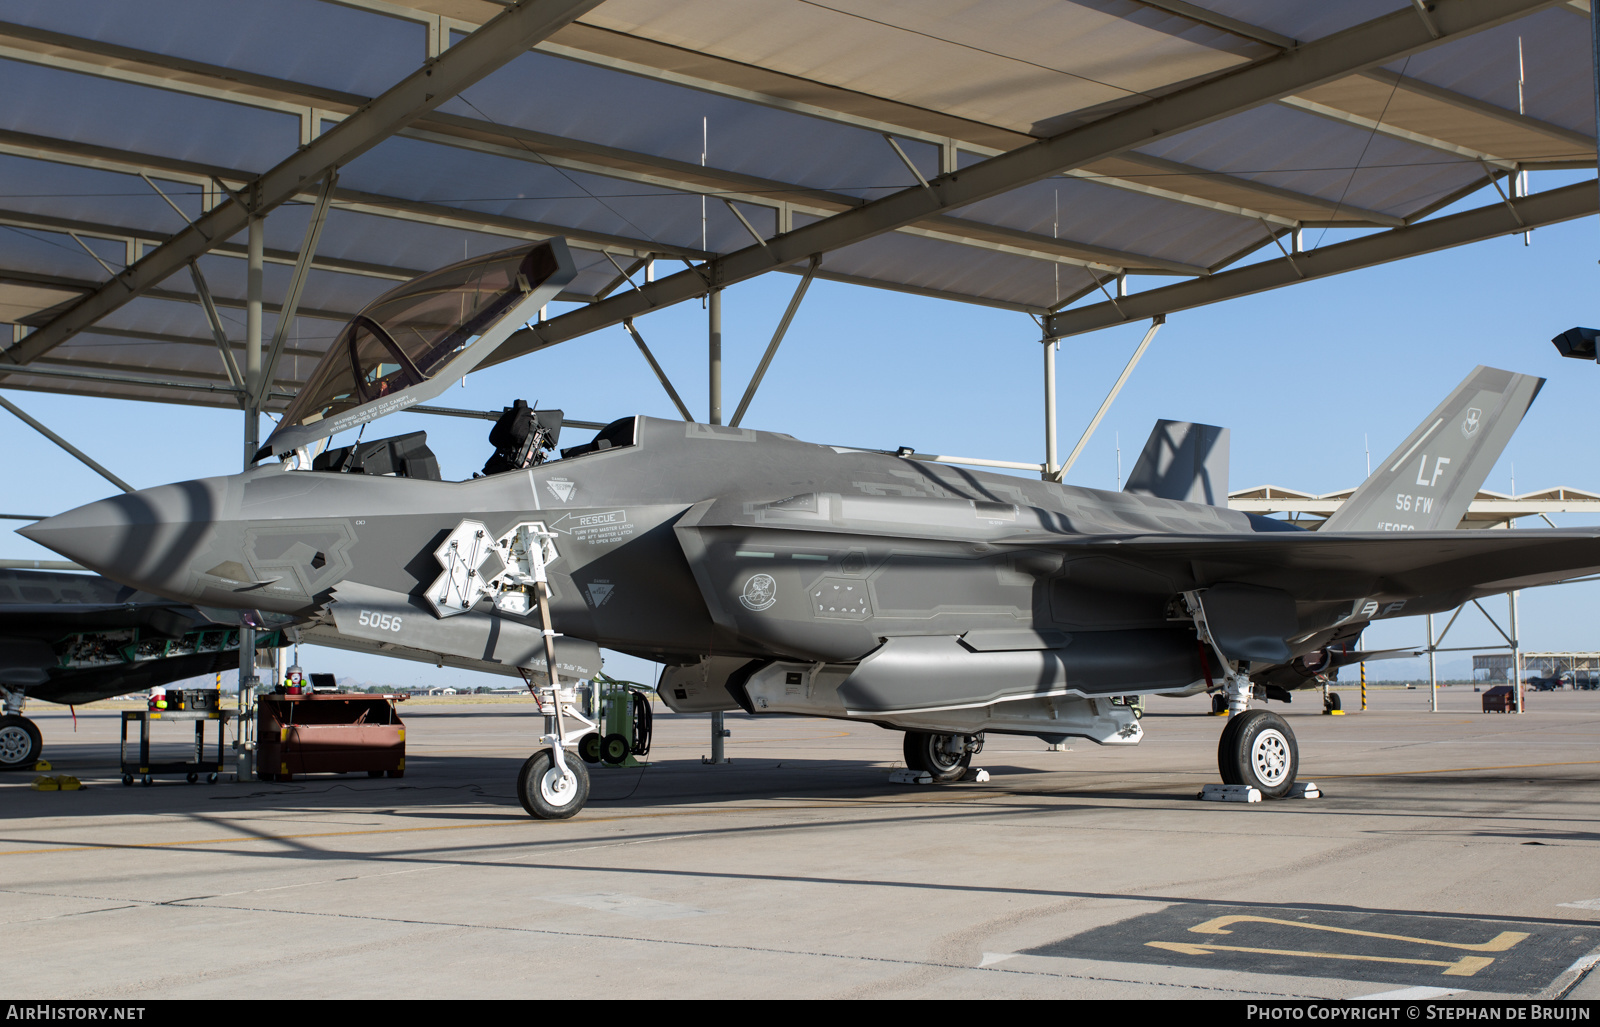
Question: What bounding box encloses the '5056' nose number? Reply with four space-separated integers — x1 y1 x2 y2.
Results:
358 610 402 632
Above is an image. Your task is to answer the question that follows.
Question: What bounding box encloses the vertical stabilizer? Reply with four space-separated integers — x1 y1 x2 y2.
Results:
1124 420 1229 506
1322 366 1542 532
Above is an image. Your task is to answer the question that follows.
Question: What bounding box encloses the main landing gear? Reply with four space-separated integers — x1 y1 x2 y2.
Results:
903 730 983 783
1216 709 1298 798
0 714 43 771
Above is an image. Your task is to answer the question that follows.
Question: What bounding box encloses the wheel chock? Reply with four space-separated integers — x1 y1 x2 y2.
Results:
889 769 933 785
1288 782 1320 799
961 768 990 783
33 760 52 771
31 774 83 791
1199 783 1261 802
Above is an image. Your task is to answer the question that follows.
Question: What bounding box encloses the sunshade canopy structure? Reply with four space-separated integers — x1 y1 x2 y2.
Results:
0 0 1595 413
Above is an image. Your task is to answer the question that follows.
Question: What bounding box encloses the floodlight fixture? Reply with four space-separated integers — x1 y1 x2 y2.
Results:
1551 326 1600 361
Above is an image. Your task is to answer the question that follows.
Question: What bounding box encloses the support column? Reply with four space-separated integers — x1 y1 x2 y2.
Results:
244 216 263 465
708 287 722 426
1427 612 1438 713
236 214 264 781
1042 337 1058 481
707 285 728 763
1510 590 1523 713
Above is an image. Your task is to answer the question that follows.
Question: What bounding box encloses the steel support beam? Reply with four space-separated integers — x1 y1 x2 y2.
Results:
0 129 701 263
254 172 335 409
622 319 693 422
491 0 1552 366
0 18 1415 234
1042 337 1058 481
3 0 606 366
708 288 722 426
1055 316 1163 482
244 217 263 467
730 257 817 428
188 263 244 392
0 29 1234 276
0 392 134 492
1045 180 1596 338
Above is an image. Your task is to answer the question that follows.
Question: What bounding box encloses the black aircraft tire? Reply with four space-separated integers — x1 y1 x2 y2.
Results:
903 731 972 783
1326 692 1342 712
1216 713 1247 785
516 750 590 820
601 733 630 765
1211 692 1228 715
0 715 42 771
1218 710 1298 799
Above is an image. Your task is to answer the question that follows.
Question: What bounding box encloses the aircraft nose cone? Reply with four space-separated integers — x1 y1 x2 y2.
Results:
19 479 226 599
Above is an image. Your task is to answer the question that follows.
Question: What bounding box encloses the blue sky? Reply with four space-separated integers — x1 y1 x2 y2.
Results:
5 169 1600 688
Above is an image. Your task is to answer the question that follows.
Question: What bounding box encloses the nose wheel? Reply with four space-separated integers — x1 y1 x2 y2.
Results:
1217 710 1298 798
516 749 590 819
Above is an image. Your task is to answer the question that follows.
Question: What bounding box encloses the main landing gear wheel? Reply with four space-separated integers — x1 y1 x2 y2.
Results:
1217 710 1298 798
1211 693 1228 715
516 749 590 820
0 715 42 771
903 731 972 784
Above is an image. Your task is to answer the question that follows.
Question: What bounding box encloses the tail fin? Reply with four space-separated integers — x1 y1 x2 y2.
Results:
1321 366 1542 532
1124 420 1229 506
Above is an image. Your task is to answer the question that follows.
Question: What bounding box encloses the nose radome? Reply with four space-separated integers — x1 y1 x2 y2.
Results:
18 479 228 599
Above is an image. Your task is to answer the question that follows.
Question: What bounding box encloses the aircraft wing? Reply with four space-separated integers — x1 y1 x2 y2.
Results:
681 489 1600 605
1039 529 1600 600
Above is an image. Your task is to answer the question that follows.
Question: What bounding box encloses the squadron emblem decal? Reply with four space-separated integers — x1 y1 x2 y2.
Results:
1461 407 1482 438
739 573 777 611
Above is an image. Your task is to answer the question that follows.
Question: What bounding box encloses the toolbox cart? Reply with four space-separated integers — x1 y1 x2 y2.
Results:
120 691 230 786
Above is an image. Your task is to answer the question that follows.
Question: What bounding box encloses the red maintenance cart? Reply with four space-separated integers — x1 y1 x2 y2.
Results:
256 692 407 782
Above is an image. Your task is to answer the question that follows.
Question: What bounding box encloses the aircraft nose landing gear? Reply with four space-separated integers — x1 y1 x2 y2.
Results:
517 748 590 819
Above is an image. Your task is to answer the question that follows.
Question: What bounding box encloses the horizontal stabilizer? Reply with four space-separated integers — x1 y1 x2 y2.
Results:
1322 366 1542 532
1124 420 1229 506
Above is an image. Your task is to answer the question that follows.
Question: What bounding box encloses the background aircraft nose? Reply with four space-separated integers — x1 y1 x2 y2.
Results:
19 479 227 599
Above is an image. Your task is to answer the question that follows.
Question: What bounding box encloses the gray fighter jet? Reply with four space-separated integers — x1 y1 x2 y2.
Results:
22 239 1600 819
0 567 284 770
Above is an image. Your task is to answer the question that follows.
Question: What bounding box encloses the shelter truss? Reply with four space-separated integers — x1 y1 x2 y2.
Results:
1229 484 1600 529
0 0 1593 415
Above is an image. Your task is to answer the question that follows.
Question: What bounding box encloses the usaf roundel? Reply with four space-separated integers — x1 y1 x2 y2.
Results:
1461 407 1482 438
740 573 777 611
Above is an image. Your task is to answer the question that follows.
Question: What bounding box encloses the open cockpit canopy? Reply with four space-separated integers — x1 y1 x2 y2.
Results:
257 239 575 460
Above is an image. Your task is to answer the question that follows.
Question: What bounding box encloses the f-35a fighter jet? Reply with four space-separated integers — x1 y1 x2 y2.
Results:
22 240 1600 818
0 567 284 770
